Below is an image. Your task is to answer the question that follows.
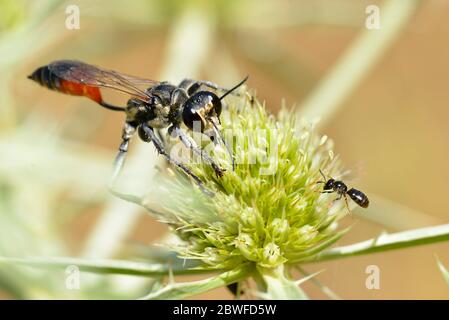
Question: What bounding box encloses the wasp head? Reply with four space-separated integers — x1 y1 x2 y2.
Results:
182 91 222 134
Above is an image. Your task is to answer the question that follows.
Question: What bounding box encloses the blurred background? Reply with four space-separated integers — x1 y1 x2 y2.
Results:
1 0 449 299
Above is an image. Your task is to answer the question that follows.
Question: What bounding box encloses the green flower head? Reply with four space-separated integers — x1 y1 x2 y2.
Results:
143 91 347 270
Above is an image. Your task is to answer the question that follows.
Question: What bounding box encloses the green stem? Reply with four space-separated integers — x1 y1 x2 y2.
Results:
0 256 216 277
304 223 449 263
256 265 309 300
140 263 253 300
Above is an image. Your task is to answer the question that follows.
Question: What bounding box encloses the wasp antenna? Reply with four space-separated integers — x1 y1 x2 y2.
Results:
219 75 249 101
212 121 235 171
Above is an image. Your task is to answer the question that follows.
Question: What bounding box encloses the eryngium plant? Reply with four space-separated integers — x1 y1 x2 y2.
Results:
138 91 350 298
4 87 449 299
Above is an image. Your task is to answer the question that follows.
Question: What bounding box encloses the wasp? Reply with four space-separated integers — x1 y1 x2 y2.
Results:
318 170 369 210
28 60 247 192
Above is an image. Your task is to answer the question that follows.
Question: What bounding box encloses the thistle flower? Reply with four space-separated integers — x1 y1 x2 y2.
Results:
141 90 349 295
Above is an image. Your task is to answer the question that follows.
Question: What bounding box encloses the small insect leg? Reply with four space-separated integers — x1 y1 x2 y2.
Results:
344 195 351 214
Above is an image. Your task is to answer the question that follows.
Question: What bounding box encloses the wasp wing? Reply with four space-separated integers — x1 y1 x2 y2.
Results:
48 60 159 102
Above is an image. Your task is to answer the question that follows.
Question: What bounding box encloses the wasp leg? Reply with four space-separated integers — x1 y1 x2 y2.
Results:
169 126 225 177
170 87 189 107
110 121 137 186
156 128 166 146
199 80 244 97
178 79 243 97
139 124 213 196
177 79 199 96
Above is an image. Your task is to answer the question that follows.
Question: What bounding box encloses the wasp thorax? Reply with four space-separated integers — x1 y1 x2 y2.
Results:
182 91 222 131
333 181 347 194
126 98 150 122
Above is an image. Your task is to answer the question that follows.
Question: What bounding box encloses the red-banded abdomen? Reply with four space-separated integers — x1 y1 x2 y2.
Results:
28 65 102 103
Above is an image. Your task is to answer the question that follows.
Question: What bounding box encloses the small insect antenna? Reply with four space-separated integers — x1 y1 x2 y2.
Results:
211 121 235 171
317 169 327 184
219 75 249 101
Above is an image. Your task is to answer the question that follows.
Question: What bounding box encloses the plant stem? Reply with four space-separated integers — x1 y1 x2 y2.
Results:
140 263 253 300
304 223 449 263
0 256 216 277
357 194 443 231
256 265 309 300
297 0 420 126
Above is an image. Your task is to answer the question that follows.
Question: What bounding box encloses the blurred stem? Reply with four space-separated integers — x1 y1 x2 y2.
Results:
0 256 215 277
357 193 443 231
305 223 449 263
298 0 420 126
436 259 449 288
233 1 367 29
0 0 65 128
0 270 27 299
295 266 341 300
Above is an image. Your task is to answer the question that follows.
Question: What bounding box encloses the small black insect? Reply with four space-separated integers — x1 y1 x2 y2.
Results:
318 170 369 209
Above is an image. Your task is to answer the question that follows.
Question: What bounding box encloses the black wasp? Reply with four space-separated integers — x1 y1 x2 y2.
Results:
28 60 247 192
318 170 369 210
